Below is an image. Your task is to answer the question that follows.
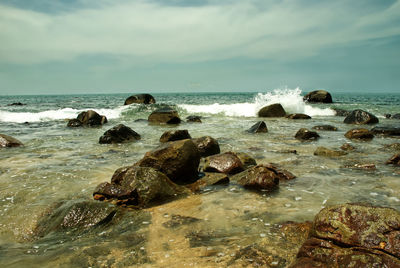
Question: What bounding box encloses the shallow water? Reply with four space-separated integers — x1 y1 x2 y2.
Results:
0 89 399 267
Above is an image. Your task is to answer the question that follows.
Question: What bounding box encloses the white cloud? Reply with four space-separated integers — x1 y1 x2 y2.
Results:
0 0 399 64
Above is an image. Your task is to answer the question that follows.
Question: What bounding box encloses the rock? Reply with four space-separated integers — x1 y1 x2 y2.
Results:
340 143 355 151
386 153 400 166
262 163 296 181
203 152 244 175
343 109 379 125
159 130 191 143
312 125 337 131
247 121 268 133
99 124 141 144
230 165 280 191
124 94 155 105
345 128 374 140
258 103 286 117
234 152 257 169
286 114 311 120
186 172 229 192
344 163 376 170
303 90 332 103
333 108 351 117
67 119 83 127
385 114 392 119
7 102 25 106
186 115 202 123
93 166 188 207
383 143 400 151
67 110 107 127
148 107 181 124
162 214 201 229
392 114 400 119
192 136 220 157
136 139 200 184
314 146 347 157
295 128 320 141
371 126 400 137
0 134 23 148
134 119 148 123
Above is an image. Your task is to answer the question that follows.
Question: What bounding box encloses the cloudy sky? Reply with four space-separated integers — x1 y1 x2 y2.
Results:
1 0 399 94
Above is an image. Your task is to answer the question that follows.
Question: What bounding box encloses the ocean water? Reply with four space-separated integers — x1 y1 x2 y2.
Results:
0 88 399 267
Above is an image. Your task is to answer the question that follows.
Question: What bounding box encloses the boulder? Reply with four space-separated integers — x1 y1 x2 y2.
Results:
262 163 296 181
192 136 220 157
345 128 374 140
67 110 107 127
186 172 229 192
186 115 202 123
312 125 337 131
314 146 347 157
247 121 268 133
230 165 281 191
203 152 244 175
386 153 400 166
286 114 311 120
303 90 332 103
136 139 200 184
257 103 286 117
99 124 140 144
371 126 400 137
148 107 181 124
333 108 351 117
234 152 257 169
124 94 155 105
93 166 188 207
159 130 191 143
340 143 355 151
343 109 379 125
0 134 23 148
295 128 320 141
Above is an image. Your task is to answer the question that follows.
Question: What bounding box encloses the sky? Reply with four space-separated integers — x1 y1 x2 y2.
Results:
0 0 399 95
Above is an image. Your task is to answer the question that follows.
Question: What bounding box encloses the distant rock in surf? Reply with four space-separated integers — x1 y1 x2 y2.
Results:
148 107 181 124
0 134 24 148
343 109 379 125
286 113 311 119
7 102 25 106
67 110 107 127
124 94 156 105
258 103 286 117
186 115 202 123
159 130 191 143
303 90 332 103
247 121 268 133
99 124 141 144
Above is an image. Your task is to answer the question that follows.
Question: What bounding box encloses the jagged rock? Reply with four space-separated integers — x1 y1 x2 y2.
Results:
203 152 244 175
67 110 107 127
186 172 229 192
230 164 283 191
371 126 400 137
159 130 191 143
345 128 374 140
340 143 355 151
148 107 181 124
343 109 379 125
312 125 337 131
258 103 286 117
295 128 320 141
286 114 311 120
386 153 400 166
314 147 347 157
0 134 23 148
124 94 155 105
303 90 332 103
247 121 268 133
186 115 202 123
192 136 220 157
99 124 141 144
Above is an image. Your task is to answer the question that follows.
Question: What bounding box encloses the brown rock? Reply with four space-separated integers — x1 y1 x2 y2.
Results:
314 146 347 157
234 152 257 169
386 153 400 166
0 134 23 147
186 115 202 123
203 152 244 175
286 114 311 120
340 143 355 151
230 164 281 191
124 94 155 105
345 128 374 140
186 172 229 192
192 136 220 157
312 125 337 131
258 103 286 117
247 121 268 133
303 90 332 103
159 130 191 143
99 124 140 144
67 110 107 127
343 109 379 125
148 107 181 124
295 128 320 141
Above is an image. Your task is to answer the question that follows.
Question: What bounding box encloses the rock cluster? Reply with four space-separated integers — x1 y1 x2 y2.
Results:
67 110 107 127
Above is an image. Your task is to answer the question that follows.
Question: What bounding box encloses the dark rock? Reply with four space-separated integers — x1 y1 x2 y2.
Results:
295 128 320 141
230 165 281 191
312 125 337 131
8 102 25 106
340 143 355 151
262 163 296 181
286 114 311 120
159 130 191 143
333 108 351 117
134 119 148 123
162 214 201 229
93 166 188 207
67 119 83 127
124 94 156 105
371 126 400 136
0 134 23 148
186 115 202 123
234 152 257 169
303 90 332 103
386 153 400 166
343 109 379 125
314 146 347 157
258 103 286 117
345 128 374 140
148 107 181 124
186 172 229 192
203 152 244 175
247 121 268 133
393 114 400 119
99 124 141 144
383 143 400 151
136 139 200 184
385 114 392 119
67 110 107 127
192 136 220 157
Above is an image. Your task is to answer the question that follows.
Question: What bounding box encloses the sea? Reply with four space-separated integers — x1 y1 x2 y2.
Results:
0 88 399 267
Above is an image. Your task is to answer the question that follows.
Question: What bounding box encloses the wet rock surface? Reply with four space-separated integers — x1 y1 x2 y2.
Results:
303 90 332 103
343 109 379 124
186 172 229 192
286 113 311 120
186 115 202 123
312 125 337 131
203 152 245 175
230 164 284 191
0 134 23 147
258 103 286 117
314 146 348 157
386 153 400 166
341 143 356 151
333 108 351 117
247 121 268 133
159 129 191 143
295 128 320 141
192 136 220 157
345 128 374 140
148 107 181 124
67 110 107 127
99 124 141 144
124 94 156 105
371 126 400 137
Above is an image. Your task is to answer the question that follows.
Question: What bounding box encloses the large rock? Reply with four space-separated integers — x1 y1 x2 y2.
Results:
0 134 23 147
203 152 244 175
343 109 379 125
234 152 257 169
136 139 200 184
258 103 286 117
192 136 220 157
230 165 282 191
295 128 320 141
312 125 337 131
286 114 311 120
93 166 188 207
386 153 400 166
159 130 191 143
124 94 155 105
345 128 374 140
99 124 141 144
371 126 400 137
67 110 107 127
148 107 181 124
247 121 268 133
303 90 332 103
314 146 347 157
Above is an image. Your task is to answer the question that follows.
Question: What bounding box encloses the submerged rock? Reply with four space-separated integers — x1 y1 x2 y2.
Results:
99 124 141 144
124 94 155 105
0 134 23 148
343 109 379 125
371 126 400 137
148 107 181 124
314 146 347 157
340 143 356 151
192 136 220 157
303 90 332 103
383 143 400 151
186 172 229 192
8 102 25 106
247 121 268 133
386 153 400 166
234 152 257 169
67 110 107 127
312 125 337 131
186 115 202 123
159 130 191 143
345 128 374 140
295 128 320 141
286 113 311 120
258 103 286 117
333 108 351 117
203 152 244 175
